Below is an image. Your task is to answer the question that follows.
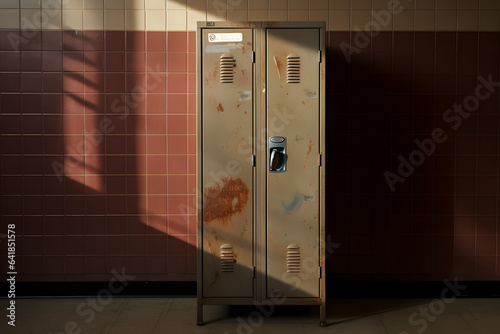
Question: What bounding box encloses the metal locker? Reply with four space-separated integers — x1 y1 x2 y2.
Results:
197 22 326 326
200 28 254 298
266 28 321 299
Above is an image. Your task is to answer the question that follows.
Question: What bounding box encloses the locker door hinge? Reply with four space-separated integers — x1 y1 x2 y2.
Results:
319 266 322 279
318 153 322 166
318 50 322 63
252 266 256 279
252 154 256 167
252 51 256 63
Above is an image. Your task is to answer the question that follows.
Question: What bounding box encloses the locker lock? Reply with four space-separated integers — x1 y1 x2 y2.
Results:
269 136 287 173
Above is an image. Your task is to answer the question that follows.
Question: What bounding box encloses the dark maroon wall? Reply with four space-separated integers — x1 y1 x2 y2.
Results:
325 31 499 280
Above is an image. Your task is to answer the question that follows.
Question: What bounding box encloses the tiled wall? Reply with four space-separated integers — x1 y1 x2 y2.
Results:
327 30 499 281
0 29 197 281
0 0 499 282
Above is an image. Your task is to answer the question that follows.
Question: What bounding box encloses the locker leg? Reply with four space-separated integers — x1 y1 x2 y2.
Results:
319 301 326 327
197 302 204 326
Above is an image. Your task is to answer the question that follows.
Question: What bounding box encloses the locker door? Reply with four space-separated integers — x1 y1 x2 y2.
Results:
201 29 254 298
266 29 320 298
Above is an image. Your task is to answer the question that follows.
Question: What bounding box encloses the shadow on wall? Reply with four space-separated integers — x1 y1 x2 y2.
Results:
324 31 500 280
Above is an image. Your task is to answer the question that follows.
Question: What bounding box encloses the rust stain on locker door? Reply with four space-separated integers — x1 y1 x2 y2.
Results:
203 177 249 225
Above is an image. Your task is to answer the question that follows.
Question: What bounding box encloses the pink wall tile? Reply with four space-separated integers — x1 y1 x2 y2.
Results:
21 51 42 71
146 135 166 154
126 31 145 52
167 195 187 214
106 216 127 234
147 32 166 52
42 31 62 50
83 31 104 51
127 235 147 254
148 52 167 72
167 53 187 72
85 256 106 273
168 135 187 154
0 51 21 71
45 236 66 255
106 176 127 194
147 175 167 194
146 155 167 174
167 73 187 93
106 196 127 214
147 215 167 233
106 52 126 72
126 52 145 72
126 256 146 273
21 73 42 92
147 94 166 113
147 195 167 214
167 94 187 114
84 51 105 71
105 73 125 93
168 32 187 52
23 256 44 274
168 256 189 273
107 236 127 254
146 73 166 93
148 236 167 255
147 256 167 274
167 175 187 194
106 31 125 51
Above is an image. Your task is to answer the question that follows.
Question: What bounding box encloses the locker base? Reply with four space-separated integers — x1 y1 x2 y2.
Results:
200 297 322 305
197 302 203 326
197 301 326 326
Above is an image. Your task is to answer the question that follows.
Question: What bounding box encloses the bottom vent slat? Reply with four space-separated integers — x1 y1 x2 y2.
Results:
286 244 301 274
220 244 235 273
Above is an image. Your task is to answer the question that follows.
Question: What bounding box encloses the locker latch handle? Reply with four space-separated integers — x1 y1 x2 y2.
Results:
270 148 281 171
269 136 287 173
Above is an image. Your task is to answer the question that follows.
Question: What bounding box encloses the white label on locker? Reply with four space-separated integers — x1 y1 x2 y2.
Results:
208 33 243 43
239 91 252 102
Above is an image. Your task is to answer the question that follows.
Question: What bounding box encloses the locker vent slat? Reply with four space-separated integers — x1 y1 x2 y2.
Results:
220 244 235 272
286 54 300 83
220 54 235 83
286 244 301 274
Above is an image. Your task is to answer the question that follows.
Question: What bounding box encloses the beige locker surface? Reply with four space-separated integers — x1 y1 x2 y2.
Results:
201 28 254 298
266 28 321 298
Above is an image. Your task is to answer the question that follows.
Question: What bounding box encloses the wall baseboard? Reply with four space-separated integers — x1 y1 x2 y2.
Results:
3 281 197 298
326 280 500 298
2 279 498 298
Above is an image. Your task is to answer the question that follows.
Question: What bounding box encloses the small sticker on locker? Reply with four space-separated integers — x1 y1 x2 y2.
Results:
306 91 318 99
303 193 315 202
239 91 252 102
208 33 243 43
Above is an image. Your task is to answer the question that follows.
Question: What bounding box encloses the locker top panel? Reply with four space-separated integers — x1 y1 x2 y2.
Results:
197 21 325 29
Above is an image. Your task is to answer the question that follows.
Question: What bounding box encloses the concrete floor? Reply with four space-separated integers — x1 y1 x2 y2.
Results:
1 297 499 333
